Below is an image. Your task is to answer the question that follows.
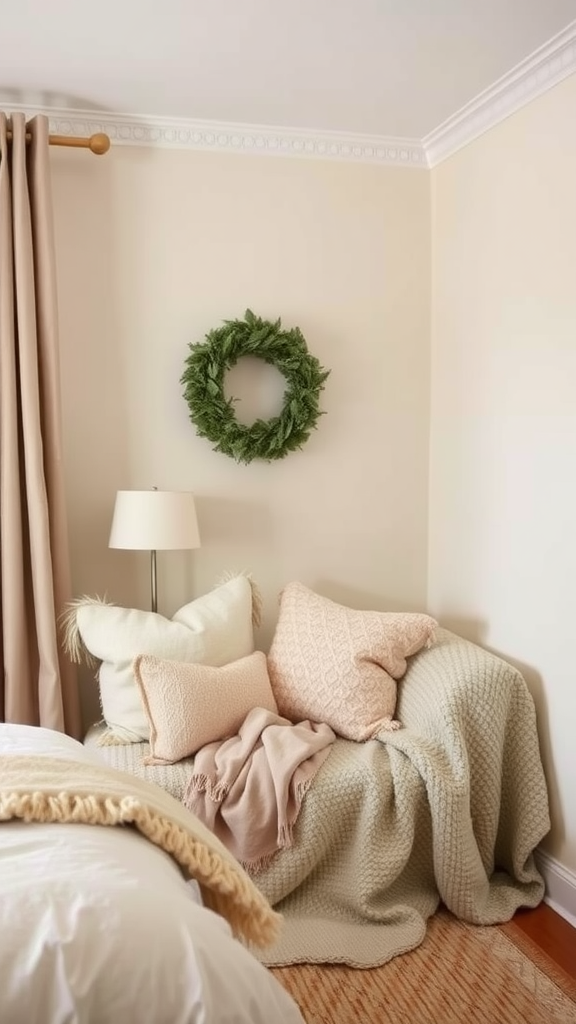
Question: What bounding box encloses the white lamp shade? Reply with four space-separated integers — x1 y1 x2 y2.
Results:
109 490 201 551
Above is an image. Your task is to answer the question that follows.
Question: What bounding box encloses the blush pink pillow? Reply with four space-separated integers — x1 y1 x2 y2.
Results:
267 582 437 742
132 650 278 764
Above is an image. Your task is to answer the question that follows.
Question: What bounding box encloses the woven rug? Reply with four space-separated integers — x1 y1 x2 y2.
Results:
271 909 576 1023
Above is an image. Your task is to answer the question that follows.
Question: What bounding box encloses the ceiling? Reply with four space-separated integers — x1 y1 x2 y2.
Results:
1 0 576 142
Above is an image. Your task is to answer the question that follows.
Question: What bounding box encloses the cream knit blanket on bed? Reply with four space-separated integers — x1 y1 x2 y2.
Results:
0 753 280 949
251 628 551 968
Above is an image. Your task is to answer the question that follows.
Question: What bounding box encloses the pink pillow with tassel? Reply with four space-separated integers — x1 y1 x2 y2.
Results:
267 582 437 741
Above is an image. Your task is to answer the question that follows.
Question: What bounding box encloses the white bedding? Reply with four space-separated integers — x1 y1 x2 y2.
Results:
0 725 305 1024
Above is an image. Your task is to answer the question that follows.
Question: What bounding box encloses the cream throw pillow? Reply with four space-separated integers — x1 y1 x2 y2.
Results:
133 651 278 764
62 576 257 745
267 581 437 741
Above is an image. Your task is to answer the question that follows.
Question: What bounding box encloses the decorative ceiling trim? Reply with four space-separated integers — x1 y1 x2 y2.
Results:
6 102 427 168
5 22 576 169
424 20 576 167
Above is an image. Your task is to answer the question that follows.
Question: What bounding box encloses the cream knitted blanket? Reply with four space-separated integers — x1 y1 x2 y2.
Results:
252 629 551 967
0 752 281 949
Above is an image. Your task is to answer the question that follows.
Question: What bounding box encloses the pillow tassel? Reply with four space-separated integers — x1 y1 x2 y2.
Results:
59 595 114 670
214 570 262 629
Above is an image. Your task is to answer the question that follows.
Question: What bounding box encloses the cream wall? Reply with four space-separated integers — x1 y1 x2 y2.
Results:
48 75 576 884
429 75 576 872
50 146 431 727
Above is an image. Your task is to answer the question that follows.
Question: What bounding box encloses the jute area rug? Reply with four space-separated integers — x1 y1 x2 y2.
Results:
271 909 576 1024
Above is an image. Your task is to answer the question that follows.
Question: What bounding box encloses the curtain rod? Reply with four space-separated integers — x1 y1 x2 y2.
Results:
6 131 111 156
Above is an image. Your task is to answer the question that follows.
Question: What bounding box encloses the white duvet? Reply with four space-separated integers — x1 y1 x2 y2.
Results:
0 725 305 1024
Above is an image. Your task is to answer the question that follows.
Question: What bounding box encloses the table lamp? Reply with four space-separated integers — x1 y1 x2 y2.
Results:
109 488 201 613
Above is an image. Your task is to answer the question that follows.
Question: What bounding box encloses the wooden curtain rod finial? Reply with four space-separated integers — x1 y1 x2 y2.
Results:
88 132 111 155
47 132 111 155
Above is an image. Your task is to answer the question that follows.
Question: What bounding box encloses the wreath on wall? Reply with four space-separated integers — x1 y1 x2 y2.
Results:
181 309 330 464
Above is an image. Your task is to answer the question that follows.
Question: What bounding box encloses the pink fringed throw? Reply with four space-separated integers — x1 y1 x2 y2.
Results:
184 707 335 872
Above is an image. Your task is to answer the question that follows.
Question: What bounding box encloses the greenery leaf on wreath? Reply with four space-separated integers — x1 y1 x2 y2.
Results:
181 309 330 464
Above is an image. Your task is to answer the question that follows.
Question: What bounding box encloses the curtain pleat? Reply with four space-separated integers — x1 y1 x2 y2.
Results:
0 112 81 738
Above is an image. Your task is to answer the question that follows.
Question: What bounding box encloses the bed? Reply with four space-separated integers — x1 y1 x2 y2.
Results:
0 724 306 1024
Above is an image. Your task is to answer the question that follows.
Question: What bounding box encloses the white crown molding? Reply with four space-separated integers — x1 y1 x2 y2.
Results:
535 848 576 929
5 21 576 169
424 19 576 167
5 101 426 169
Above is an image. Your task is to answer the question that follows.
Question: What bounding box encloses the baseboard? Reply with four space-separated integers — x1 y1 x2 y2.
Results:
535 848 576 928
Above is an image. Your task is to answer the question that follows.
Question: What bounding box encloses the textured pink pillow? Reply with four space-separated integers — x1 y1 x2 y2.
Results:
132 650 278 764
267 582 437 741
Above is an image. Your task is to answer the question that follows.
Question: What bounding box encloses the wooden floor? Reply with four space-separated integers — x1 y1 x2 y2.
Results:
506 902 576 980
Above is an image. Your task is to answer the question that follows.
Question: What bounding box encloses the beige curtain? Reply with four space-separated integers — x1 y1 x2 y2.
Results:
0 112 81 738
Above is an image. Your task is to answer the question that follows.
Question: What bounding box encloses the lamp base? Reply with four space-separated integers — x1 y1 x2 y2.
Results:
150 549 157 613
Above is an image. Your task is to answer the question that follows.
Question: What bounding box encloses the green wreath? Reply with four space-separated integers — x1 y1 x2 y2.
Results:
181 309 330 464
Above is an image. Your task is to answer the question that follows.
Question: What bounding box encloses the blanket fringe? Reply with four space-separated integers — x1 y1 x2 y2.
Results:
277 820 295 850
185 773 230 805
240 814 299 876
0 790 281 950
242 850 279 874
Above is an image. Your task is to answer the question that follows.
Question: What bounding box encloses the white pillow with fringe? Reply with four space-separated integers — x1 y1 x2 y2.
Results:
62 575 260 745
